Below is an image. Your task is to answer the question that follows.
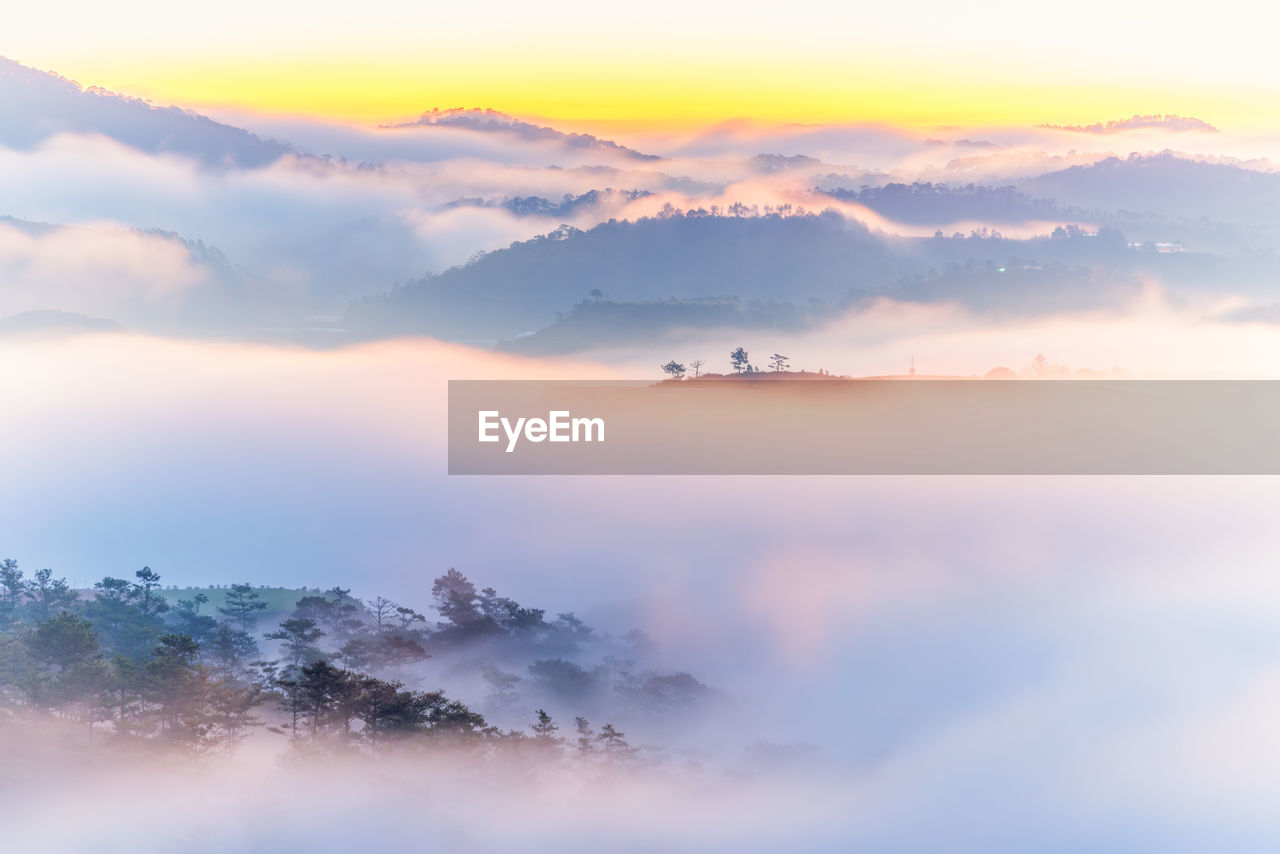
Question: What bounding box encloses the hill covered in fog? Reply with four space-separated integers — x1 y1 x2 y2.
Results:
0 56 292 168
348 207 1279 348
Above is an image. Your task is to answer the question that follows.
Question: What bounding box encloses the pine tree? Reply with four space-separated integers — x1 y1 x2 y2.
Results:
217 583 269 633
27 568 80 623
530 708 559 741
596 723 636 759
265 618 325 669
575 716 595 753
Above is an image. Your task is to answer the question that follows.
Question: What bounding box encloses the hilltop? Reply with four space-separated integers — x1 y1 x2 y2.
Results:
0 55 291 167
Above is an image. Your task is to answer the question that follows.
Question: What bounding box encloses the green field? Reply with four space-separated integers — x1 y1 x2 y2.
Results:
156 586 313 622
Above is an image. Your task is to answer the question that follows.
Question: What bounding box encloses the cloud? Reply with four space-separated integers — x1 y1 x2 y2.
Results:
0 135 584 310
395 204 556 272
0 221 210 322
8 332 1280 848
0 133 724 319
631 119 927 169
0 115 1276 340
215 108 662 169
535 286 1280 380
1044 114 1220 134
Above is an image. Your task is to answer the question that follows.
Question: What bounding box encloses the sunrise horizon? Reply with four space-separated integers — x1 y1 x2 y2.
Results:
7 23 1279 137
9 52 1268 134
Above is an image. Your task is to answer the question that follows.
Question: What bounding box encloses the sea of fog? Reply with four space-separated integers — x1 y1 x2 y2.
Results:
4 333 1280 851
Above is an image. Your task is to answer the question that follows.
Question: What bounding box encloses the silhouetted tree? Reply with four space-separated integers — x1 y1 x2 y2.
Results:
144 634 216 749
615 671 711 714
26 568 79 623
85 575 166 660
395 605 428 632
23 612 106 715
0 559 25 626
266 618 325 669
217 584 269 633
208 673 264 753
527 658 599 700
172 594 217 646
478 587 545 634
338 637 376 671
574 716 595 754
483 667 521 711
206 623 259 670
293 592 363 646
373 633 430 671
432 569 481 629
528 708 563 757
369 596 397 632
360 677 432 745
530 708 560 742
297 659 365 740
730 347 750 373
596 722 635 757
420 689 489 740
661 360 686 379
133 567 168 618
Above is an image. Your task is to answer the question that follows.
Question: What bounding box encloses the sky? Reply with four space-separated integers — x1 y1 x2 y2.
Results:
5 1 1280 129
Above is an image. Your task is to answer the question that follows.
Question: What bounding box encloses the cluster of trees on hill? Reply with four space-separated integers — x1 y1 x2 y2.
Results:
445 189 652 218
661 348 793 379
350 203 1265 350
0 560 674 762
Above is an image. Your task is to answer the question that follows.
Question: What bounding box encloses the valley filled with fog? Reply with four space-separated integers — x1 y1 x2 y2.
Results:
5 52 1280 852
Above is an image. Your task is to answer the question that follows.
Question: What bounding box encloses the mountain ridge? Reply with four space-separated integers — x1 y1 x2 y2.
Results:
383 107 661 161
0 55 292 168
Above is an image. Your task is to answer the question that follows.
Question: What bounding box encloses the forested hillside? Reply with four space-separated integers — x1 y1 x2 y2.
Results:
0 560 711 762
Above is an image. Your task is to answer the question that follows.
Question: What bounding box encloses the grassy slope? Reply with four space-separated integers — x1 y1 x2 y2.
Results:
155 586 311 623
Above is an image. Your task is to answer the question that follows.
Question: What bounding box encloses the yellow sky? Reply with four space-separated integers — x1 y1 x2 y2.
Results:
15 53 1271 136
6 1 1279 131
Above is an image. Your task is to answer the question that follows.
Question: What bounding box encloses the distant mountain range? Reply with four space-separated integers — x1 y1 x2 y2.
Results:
818 182 1070 225
3 54 1280 350
0 56 292 168
1042 114 1219 134
0 214 58 236
346 213 893 340
0 309 126 337
1017 153 1280 223
347 210 1240 344
384 107 661 161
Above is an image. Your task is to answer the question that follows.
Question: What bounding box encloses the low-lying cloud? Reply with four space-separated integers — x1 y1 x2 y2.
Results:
7 331 1280 849
0 221 211 323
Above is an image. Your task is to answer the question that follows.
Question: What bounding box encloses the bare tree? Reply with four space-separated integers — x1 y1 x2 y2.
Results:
370 596 397 633
688 359 705 378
